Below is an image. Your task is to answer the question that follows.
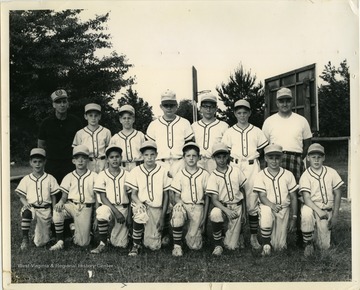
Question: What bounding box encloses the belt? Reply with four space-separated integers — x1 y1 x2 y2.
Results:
32 204 51 209
89 156 106 161
114 203 129 208
283 151 302 157
323 208 332 212
222 200 242 207
121 161 143 167
160 158 182 162
230 157 255 165
69 200 94 208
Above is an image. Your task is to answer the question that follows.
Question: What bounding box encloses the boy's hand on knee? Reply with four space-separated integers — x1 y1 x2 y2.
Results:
327 214 338 230
54 201 64 212
271 203 282 213
157 217 165 232
225 209 239 220
115 211 125 224
316 209 328 220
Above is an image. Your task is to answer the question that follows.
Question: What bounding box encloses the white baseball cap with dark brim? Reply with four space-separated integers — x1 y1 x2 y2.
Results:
264 144 283 155
161 89 177 104
73 145 90 156
307 143 325 155
85 103 101 113
276 88 292 99
182 142 200 153
234 99 251 110
30 148 46 158
200 93 217 104
140 140 157 152
105 145 123 157
119 104 135 115
51 89 68 102
212 142 230 157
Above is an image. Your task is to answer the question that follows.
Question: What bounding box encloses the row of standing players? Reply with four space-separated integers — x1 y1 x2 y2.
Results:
16 88 344 258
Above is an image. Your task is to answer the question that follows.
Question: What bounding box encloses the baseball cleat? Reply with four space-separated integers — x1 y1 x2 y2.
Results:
50 240 64 251
91 241 106 254
172 245 183 257
239 234 245 249
212 245 223 256
161 235 170 247
128 243 141 256
304 243 314 257
250 235 262 250
262 244 271 256
20 239 29 251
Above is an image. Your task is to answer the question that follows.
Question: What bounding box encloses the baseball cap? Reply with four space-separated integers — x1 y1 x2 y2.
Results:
182 142 200 153
119 104 135 115
51 89 68 102
276 88 292 99
264 144 283 155
200 92 217 104
30 148 46 158
161 89 177 104
73 145 90 157
307 143 325 155
234 99 251 110
212 142 230 157
85 103 101 113
105 145 123 157
140 140 157 153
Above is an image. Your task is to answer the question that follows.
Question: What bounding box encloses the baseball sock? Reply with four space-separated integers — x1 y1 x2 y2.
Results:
302 230 313 244
172 226 183 246
132 221 144 245
97 220 108 243
249 214 259 234
21 209 32 240
212 222 223 247
54 222 64 241
261 227 272 245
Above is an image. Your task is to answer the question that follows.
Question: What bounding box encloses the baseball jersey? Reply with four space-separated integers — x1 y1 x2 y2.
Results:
60 170 97 203
254 167 298 207
110 130 145 162
15 173 60 206
126 164 171 208
262 112 312 153
146 116 194 159
222 124 268 160
171 168 210 204
192 119 229 158
206 165 247 204
299 166 344 209
73 125 111 158
94 168 130 205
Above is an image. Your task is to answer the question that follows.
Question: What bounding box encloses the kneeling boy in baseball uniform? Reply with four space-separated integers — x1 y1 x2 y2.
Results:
206 143 248 256
170 142 210 256
126 141 171 256
254 144 298 256
299 143 344 257
50 145 98 250
16 148 60 250
91 145 131 254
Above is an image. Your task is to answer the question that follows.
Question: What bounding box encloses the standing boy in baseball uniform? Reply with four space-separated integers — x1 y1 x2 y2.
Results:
16 148 60 250
110 104 145 172
73 103 111 173
126 141 171 256
206 143 248 256
192 92 229 173
222 99 268 250
91 145 131 253
50 145 98 250
254 144 298 256
146 89 194 245
170 142 210 256
299 143 344 257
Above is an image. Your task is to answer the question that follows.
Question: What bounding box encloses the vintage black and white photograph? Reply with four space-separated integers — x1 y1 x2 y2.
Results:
1 0 359 289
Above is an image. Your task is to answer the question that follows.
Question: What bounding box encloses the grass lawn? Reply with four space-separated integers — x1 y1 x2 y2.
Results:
7 159 352 284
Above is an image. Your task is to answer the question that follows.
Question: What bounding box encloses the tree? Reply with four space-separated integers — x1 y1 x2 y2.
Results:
117 87 154 134
216 64 265 128
176 99 200 124
10 10 134 161
318 60 350 137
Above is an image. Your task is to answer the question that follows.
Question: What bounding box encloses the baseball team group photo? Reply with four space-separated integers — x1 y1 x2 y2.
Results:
3 1 357 287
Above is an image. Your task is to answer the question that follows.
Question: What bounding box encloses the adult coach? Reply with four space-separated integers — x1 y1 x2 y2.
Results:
38 89 83 185
262 87 312 247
